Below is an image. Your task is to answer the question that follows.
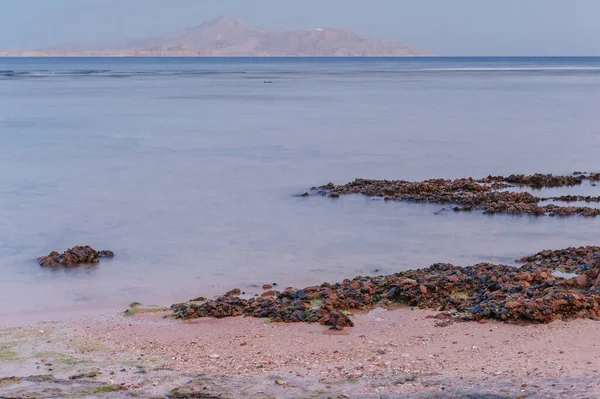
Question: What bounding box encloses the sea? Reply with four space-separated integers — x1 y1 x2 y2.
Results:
1 57 599 324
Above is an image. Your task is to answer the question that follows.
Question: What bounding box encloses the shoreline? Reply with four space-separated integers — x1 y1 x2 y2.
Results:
2 245 600 398
2 307 600 398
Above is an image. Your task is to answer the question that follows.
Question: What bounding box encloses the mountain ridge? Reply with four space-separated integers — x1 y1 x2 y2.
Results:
0 17 430 57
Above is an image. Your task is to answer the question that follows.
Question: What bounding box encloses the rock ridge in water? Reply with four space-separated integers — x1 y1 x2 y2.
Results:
172 246 600 330
314 172 600 217
38 246 114 267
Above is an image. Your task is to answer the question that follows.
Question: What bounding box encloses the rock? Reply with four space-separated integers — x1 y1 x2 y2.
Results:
393 373 416 384
98 250 115 258
296 289 307 299
576 274 588 287
262 284 273 290
293 310 307 321
68 371 101 380
38 246 115 267
191 296 207 302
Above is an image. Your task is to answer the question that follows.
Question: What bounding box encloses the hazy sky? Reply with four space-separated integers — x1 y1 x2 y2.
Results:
1 0 599 55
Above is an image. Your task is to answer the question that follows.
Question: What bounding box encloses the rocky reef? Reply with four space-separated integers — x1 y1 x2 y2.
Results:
173 246 600 330
313 172 600 217
38 246 114 267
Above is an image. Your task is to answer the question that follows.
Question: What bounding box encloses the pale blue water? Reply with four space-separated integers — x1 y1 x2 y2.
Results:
1 57 600 323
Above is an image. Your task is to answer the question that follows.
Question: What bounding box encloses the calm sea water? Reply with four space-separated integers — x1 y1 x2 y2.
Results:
1 57 600 323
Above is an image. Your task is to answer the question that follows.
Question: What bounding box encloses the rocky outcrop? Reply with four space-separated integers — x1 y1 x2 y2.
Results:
173 246 600 329
38 246 114 267
314 172 600 217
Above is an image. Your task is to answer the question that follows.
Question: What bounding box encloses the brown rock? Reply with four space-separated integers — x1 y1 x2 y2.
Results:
576 274 588 288
38 246 114 268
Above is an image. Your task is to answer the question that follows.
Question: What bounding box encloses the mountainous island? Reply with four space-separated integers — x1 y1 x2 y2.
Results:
0 17 429 57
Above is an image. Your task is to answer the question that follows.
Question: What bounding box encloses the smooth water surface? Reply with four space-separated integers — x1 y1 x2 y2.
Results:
1 57 600 323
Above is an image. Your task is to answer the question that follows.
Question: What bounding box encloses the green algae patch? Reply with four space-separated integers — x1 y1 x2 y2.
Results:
0 344 19 362
119 360 144 368
124 306 169 316
57 356 88 365
450 291 472 300
31 350 63 359
77 385 125 396
0 376 22 387
77 342 111 353
309 298 324 309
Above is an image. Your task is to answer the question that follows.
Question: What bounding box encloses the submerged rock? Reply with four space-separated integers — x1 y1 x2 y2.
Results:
38 246 114 267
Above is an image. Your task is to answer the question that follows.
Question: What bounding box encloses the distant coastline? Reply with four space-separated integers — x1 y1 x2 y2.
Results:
0 52 431 57
0 17 430 58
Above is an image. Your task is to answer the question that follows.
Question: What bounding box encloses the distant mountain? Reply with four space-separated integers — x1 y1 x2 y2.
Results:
0 17 429 57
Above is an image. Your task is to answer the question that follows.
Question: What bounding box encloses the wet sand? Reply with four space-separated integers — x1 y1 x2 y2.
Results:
2 307 600 398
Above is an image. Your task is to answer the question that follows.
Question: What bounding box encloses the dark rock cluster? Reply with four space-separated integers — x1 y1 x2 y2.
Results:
518 246 600 274
173 246 600 329
313 172 600 217
38 246 114 267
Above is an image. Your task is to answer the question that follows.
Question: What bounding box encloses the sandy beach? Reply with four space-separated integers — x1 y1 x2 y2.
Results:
2 306 600 398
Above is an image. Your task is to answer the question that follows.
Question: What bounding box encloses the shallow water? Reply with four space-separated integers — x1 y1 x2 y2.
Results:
1 57 600 323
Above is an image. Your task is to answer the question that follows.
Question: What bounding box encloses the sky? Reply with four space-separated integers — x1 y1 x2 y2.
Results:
1 0 599 56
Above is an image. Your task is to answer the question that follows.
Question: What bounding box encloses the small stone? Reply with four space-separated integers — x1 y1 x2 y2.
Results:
296 290 307 299
393 373 416 384
69 371 100 380
575 274 588 287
